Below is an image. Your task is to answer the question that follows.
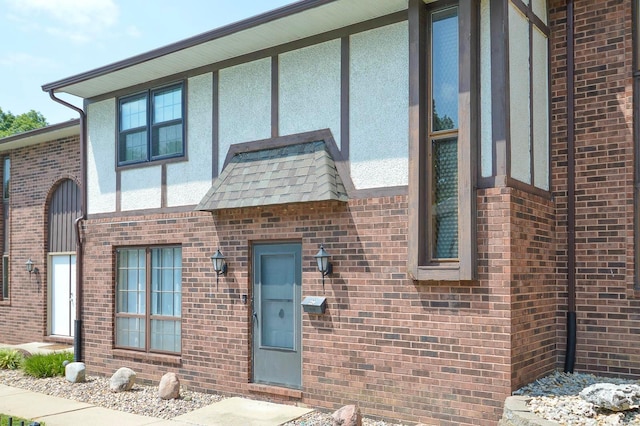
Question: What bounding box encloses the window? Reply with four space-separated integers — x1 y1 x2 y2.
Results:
115 246 182 353
408 0 476 281
2 157 9 300
118 83 184 166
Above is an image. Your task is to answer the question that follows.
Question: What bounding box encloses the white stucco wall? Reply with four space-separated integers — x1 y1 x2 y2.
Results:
279 40 341 147
167 73 213 206
218 58 271 172
121 166 162 211
87 99 117 215
480 0 493 178
349 21 409 189
509 3 531 185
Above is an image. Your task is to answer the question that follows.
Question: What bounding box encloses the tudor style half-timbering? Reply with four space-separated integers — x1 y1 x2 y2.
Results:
31 0 640 424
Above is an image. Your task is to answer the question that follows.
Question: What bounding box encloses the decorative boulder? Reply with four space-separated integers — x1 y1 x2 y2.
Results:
579 383 640 412
331 404 362 426
158 372 180 400
65 362 86 383
109 367 136 392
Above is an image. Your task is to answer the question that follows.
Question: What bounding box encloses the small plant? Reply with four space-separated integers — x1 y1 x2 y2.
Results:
0 413 43 426
21 352 73 378
0 349 24 370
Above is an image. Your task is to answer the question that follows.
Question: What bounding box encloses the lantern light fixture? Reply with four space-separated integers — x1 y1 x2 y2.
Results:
26 258 34 275
210 249 227 289
314 244 332 292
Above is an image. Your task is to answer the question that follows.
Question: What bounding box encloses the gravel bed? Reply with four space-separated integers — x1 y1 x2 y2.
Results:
0 369 408 425
514 371 640 425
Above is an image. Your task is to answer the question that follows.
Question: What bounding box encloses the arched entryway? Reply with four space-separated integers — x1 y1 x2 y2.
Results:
47 179 81 338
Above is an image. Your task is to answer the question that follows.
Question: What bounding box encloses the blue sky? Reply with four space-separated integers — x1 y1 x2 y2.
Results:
0 0 292 125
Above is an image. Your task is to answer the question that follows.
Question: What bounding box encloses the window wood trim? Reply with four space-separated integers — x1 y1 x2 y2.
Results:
407 0 477 282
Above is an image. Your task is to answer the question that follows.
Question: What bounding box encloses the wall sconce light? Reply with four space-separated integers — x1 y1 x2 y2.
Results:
26 258 34 275
314 244 332 292
210 249 227 289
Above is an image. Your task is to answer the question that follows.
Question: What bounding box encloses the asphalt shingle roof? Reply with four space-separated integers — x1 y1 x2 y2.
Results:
196 140 348 211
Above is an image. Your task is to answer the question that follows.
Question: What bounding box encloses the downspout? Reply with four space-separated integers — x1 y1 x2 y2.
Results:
48 91 86 363
564 0 577 374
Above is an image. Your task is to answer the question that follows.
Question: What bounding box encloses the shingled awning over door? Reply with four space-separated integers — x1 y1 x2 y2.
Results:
196 139 349 212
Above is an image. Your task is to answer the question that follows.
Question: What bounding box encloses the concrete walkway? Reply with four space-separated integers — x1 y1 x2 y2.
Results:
0 343 313 425
0 384 313 426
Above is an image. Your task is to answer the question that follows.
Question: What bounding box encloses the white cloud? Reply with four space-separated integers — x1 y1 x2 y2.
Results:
0 52 56 68
4 0 119 44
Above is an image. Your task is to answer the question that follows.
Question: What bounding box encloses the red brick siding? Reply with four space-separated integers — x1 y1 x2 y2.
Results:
0 135 81 343
82 195 519 425
550 0 640 378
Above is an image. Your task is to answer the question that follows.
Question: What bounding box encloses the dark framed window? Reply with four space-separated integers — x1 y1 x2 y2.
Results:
115 246 182 354
2 157 9 300
408 0 476 281
118 83 184 166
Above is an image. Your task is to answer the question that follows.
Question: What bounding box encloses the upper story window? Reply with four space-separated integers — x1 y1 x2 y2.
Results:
118 83 184 166
3 157 9 200
408 0 476 281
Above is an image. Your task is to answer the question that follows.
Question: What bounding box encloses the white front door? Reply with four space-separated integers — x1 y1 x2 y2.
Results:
50 254 76 337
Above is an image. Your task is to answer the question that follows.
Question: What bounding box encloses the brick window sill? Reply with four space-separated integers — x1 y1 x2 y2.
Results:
248 383 303 399
112 349 181 366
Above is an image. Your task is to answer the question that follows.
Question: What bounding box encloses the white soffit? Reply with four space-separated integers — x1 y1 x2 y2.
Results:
0 120 80 151
46 0 408 99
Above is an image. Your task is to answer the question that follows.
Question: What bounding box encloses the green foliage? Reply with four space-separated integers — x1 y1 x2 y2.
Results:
0 349 24 370
0 108 48 138
21 352 73 378
0 413 43 425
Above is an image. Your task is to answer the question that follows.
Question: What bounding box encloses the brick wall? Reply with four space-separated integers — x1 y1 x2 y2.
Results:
550 0 640 378
82 194 533 425
0 135 81 343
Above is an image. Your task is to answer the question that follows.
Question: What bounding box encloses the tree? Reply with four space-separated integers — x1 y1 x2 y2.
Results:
0 108 48 138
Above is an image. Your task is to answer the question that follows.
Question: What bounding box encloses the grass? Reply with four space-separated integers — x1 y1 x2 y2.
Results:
0 413 44 425
0 349 24 370
21 352 74 378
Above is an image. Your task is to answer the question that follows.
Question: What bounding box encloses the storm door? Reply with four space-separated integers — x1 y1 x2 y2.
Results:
252 243 302 388
47 179 81 337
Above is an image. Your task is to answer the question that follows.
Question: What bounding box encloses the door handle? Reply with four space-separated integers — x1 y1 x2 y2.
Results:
253 311 258 325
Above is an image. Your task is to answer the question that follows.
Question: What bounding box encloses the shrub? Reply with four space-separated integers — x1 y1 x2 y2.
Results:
22 351 73 378
0 349 24 370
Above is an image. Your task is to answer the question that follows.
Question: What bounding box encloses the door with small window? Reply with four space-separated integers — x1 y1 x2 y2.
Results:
252 243 302 388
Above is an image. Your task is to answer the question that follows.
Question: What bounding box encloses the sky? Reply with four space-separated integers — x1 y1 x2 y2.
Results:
0 0 292 125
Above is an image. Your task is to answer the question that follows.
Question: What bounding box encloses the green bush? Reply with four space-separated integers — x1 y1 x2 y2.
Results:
21 352 73 378
0 349 24 370
0 413 44 425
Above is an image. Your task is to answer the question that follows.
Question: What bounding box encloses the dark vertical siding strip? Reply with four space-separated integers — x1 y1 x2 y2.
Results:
272 55 279 138
341 36 350 159
212 71 219 179
161 164 167 208
49 180 81 253
116 171 121 212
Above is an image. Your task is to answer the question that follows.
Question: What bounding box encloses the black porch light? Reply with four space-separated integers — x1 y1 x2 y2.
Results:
314 244 332 292
25 258 34 274
210 249 227 289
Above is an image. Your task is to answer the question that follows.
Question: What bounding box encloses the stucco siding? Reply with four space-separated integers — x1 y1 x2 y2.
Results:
218 58 271 173
120 166 162 211
349 21 408 189
87 99 117 214
167 73 213 207
279 40 341 148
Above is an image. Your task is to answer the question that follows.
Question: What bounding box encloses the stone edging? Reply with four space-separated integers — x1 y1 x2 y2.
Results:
498 396 559 426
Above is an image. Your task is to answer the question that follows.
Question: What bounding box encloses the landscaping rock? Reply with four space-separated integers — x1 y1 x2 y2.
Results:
331 404 362 426
579 383 640 412
65 362 86 383
158 372 180 400
109 367 136 392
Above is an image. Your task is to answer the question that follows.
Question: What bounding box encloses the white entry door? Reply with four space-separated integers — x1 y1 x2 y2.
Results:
50 254 76 337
